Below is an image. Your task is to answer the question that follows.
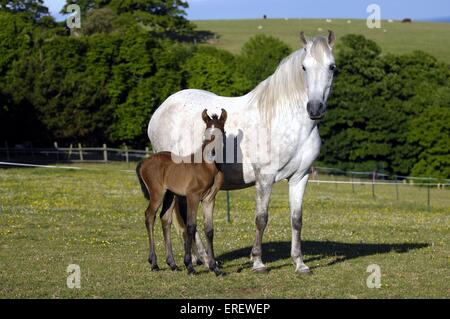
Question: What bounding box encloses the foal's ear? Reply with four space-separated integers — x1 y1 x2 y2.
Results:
219 108 227 125
300 31 308 46
328 30 336 48
202 109 210 123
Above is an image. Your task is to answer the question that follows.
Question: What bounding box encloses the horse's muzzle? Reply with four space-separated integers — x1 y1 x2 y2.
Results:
307 100 326 120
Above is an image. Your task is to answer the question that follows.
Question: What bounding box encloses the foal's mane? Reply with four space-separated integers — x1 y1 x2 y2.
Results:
249 36 331 125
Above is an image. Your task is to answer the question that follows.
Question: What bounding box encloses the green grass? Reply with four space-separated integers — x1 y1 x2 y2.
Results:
193 19 450 64
0 163 449 298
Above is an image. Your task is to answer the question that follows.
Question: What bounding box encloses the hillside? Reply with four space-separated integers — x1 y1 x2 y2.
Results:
193 19 450 64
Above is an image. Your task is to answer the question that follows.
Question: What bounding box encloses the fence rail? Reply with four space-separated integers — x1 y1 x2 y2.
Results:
0 143 151 164
1 142 449 215
0 142 448 182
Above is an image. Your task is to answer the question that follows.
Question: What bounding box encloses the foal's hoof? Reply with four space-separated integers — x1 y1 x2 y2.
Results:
252 267 269 274
170 265 181 272
187 269 197 276
151 265 160 272
195 259 204 266
214 269 225 277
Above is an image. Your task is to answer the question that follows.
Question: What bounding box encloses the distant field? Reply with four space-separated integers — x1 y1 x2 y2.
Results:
1 163 449 298
193 19 450 64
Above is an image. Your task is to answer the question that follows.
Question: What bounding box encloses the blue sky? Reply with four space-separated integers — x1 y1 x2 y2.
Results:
45 0 450 21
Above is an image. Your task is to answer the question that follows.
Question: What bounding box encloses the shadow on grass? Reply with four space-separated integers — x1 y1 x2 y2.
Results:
216 240 430 272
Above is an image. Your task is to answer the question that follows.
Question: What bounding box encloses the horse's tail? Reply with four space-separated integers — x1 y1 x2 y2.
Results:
136 160 150 200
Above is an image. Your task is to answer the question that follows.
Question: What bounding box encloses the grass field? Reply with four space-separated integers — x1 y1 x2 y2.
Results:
0 163 449 298
193 19 450 64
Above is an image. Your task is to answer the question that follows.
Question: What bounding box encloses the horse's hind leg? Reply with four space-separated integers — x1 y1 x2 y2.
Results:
145 191 164 271
160 191 179 271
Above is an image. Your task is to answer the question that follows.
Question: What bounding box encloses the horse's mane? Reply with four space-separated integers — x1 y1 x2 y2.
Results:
249 36 330 125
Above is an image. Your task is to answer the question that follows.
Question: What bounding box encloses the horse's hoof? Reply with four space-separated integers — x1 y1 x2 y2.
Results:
252 267 269 274
151 265 160 272
296 268 312 276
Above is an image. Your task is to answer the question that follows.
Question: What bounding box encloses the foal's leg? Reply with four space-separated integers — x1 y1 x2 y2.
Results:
251 173 274 272
288 173 311 274
202 198 223 276
176 196 209 267
146 191 164 271
184 194 201 275
160 191 179 271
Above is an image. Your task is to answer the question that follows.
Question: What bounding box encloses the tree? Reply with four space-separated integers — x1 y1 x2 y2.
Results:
62 0 109 17
108 33 191 145
237 34 292 88
64 0 194 36
0 0 49 20
320 34 450 177
407 91 450 179
183 46 251 97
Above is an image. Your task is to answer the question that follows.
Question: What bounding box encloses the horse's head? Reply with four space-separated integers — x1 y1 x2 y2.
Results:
300 30 336 120
201 108 227 143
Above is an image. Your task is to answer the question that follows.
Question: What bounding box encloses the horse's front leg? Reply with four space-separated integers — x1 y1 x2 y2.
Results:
251 173 274 272
288 173 311 274
201 172 225 276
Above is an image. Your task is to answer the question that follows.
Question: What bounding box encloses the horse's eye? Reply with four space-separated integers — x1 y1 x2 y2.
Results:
329 64 336 71
302 65 306 72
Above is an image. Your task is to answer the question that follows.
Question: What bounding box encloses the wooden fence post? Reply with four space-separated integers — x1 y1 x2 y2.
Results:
351 173 355 193
372 171 376 198
226 191 231 223
78 143 83 161
54 141 59 162
124 145 129 167
103 144 108 163
394 176 399 201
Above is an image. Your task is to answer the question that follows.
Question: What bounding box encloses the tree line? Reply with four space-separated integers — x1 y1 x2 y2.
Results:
0 1 448 178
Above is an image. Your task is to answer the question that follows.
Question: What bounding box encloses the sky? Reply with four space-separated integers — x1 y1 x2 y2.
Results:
45 0 450 21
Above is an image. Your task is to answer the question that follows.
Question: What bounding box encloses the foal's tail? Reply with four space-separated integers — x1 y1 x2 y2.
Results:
136 160 150 200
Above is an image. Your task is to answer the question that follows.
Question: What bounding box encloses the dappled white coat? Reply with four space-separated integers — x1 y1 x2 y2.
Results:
148 43 330 188
147 35 335 273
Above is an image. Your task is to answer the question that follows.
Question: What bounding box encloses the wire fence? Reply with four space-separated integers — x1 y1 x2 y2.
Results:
1 142 449 217
0 142 150 164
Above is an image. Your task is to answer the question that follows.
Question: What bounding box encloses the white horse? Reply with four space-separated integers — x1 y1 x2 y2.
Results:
148 31 336 274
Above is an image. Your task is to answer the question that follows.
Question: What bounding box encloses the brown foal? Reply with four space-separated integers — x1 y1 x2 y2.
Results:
136 109 227 276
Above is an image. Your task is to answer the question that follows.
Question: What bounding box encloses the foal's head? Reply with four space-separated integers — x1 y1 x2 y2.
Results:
201 109 227 162
201 109 227 143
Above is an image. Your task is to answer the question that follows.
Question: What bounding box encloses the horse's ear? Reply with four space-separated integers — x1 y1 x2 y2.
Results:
219 108 227 124
328 30 336 48
202 109 210 123
300 31 308 46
